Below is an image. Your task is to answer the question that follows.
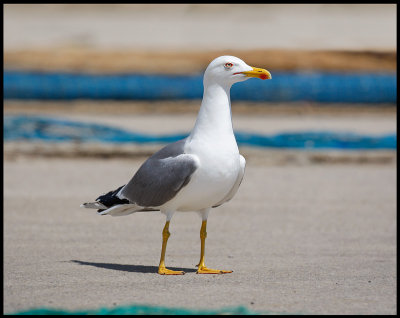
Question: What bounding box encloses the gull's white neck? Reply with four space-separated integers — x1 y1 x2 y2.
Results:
189 82 235 144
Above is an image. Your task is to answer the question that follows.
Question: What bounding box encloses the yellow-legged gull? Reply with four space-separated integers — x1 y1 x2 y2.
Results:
81 56 271 275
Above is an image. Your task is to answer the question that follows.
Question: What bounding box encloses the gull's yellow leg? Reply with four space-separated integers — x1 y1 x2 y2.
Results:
196 220 232 274
158 221 184 275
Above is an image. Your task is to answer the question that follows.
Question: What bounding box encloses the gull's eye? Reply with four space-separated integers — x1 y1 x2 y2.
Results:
224 62 234 69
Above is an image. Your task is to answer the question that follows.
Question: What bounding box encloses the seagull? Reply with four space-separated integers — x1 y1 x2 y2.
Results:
81 56 271 275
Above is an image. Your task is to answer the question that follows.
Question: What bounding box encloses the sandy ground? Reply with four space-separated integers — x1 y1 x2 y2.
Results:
3 155 396 315
4 4 396 74
4 101 397 136
4 4 396 51
4 48 396 74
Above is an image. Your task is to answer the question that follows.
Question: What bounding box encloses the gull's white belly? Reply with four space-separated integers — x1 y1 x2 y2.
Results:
164 145 240 212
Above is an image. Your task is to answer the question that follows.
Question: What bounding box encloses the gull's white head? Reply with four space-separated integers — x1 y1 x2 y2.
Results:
203 55 271 87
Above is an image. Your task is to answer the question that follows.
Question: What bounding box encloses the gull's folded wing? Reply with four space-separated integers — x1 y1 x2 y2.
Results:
119 139 199 208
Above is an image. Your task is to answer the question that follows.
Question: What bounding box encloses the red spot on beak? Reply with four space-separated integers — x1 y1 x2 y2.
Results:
260 74 268 80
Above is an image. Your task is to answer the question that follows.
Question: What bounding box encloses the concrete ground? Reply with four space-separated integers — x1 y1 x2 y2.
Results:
3 3 397 315
4 151 396 314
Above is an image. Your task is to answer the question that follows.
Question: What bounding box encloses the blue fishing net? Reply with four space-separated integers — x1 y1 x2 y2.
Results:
4 115 396 150
8 304 300 315
4 70 396 103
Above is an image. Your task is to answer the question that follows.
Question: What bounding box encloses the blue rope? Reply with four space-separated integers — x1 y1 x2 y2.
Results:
3 115 396 150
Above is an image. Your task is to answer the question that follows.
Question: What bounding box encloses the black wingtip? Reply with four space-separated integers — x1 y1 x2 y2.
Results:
96 185 129 208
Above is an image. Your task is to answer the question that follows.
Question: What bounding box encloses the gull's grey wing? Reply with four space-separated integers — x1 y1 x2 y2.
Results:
212 155 246 208
119 139 198 207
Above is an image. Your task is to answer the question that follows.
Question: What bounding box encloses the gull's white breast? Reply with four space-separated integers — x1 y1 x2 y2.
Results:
163 134 240 212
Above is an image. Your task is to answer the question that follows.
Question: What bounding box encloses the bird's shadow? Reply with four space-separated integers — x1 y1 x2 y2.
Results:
70 260 197 274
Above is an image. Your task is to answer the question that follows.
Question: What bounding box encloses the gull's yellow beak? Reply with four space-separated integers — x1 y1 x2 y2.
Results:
240 67 272 80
